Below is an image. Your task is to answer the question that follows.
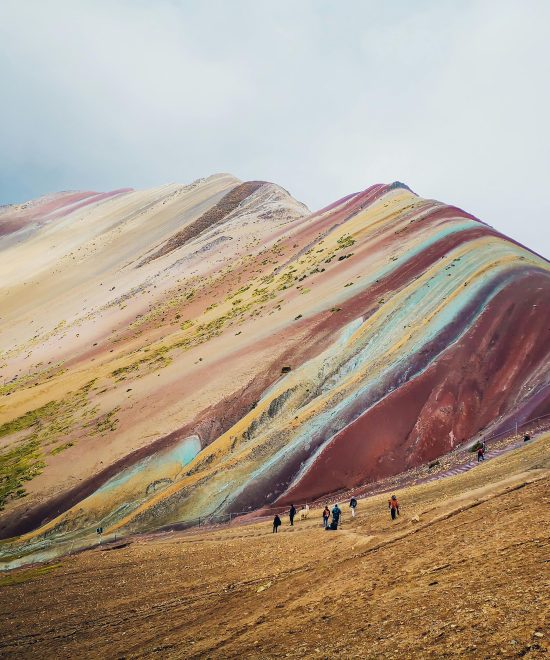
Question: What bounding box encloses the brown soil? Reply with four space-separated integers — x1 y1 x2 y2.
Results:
1 435 548 659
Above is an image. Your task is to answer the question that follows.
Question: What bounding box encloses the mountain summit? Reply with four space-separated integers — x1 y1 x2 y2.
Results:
0 176 548 562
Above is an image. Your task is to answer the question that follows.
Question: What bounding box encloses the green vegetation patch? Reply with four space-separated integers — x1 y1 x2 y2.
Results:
0 380 97 510
110 346 173 382
0 563 62 588
0 437 44 511
0 364 66 397
90 407 120 435
0 400 60 439
111 362 140 379
337 234 356 249
50 442 74 456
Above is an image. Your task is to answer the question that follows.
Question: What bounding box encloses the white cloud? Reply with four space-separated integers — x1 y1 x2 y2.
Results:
0 0 548 256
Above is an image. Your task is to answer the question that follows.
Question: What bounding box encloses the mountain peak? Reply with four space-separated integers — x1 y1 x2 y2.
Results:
0 176 548 561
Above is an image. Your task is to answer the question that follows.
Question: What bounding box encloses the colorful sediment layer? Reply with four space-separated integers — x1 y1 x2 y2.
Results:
0 175 548 562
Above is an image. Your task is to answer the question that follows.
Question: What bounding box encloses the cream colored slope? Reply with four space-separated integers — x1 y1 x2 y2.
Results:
0 177 311 524
0 179 307 416
0 175 239 348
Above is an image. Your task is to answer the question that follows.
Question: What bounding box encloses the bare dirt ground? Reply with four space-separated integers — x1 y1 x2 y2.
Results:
1 435 549 659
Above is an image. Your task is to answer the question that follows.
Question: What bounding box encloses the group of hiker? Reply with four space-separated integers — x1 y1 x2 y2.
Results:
271 433 536 534
323 503 342 530
272 494 400 532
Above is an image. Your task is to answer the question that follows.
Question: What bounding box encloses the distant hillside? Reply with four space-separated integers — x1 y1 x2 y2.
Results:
0 174 548 560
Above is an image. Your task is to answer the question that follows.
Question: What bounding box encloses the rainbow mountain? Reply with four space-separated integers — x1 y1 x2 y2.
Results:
1 174 549 563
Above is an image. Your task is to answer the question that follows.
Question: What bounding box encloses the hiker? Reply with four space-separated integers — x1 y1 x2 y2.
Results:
349 496 358 517
273 514 281 533
322 506 330 528
289 504 297 526
326 504 341 531
477 445 485 462
388 495 400 521
524 433 531 442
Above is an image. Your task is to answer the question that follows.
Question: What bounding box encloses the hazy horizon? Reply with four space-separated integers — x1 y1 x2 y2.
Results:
1 0 549 256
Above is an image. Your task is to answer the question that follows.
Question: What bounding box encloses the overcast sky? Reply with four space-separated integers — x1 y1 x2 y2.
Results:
1 0 549 256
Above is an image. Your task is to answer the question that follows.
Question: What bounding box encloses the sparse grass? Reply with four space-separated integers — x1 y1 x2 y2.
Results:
0 563 61 588
0 380 97 509
0 437 44 511
0 401 60 439
50 442 74 456
0 364 66 398
111 363 140 379
336 234 356 249
90 407 120 435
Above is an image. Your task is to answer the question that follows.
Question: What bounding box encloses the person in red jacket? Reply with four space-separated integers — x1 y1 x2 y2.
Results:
388 495 400 520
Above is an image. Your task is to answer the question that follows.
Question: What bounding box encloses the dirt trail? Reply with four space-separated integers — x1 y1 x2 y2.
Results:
0 435 548 659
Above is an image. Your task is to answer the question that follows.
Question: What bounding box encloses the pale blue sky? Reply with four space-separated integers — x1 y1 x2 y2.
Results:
1 0 549 256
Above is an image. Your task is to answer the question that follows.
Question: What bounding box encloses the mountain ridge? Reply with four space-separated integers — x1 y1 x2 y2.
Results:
0 175 548 564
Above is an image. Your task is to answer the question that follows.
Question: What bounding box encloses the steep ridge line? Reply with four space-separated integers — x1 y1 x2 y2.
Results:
138 180 267 266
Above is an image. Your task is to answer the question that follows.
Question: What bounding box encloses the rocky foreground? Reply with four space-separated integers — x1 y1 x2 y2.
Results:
1 433 548 658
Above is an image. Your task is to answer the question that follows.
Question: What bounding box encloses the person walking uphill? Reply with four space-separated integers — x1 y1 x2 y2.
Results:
322 506 330 528
289 504 297 526
349 497 358 517
273 514 281 533
388 495 400 521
